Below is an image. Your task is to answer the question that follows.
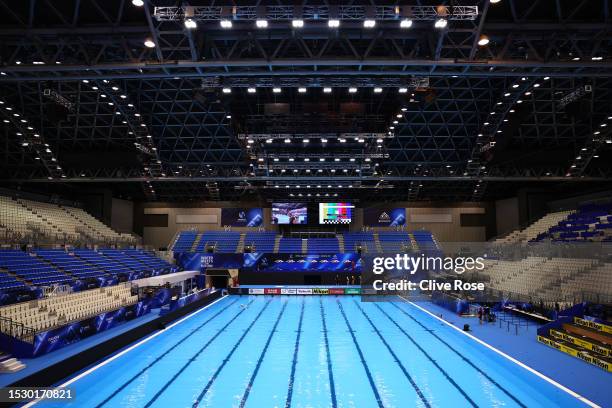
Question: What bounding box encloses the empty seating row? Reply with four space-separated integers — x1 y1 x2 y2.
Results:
307 238 340 254
343 232 377 253
244 232 277 252
0 284 137 333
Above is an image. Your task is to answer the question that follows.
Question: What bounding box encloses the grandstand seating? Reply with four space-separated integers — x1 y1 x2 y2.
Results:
307 238 340 254
0 194 136 244
343 232 377 253
413 231 439 251
33 250 107 280
172 231 198 252
0 284 137 333
0 250 71 286
378 231 411 252
278 238 304 253
494 210 573 244
196 231 240 253
244 232 277 252
535 203 612 242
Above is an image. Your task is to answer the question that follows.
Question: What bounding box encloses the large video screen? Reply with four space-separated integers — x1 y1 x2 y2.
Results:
272 203 308 224
319 202 354 224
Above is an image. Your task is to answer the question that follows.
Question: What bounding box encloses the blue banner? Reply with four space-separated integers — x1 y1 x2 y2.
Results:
30 301 151 357
221 208 263 227
243 253 361 273
363 207 406 226
174 252 243 271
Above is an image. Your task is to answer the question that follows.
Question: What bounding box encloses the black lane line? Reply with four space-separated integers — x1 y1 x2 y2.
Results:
336 299 384 408
390 302 527 408
141 298 261 408
353 301 436 408
320 297 338 408
239 300 289 408
191 298 273 407
366 302 474 407
285 297 305 408
95 297 240 408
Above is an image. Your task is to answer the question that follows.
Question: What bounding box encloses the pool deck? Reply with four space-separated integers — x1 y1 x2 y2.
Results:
415 301 611 408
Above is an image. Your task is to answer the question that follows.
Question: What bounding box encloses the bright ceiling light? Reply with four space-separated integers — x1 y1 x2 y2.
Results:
256 19 268 28
303 138 310 143
247 87 256 93
220 20 232 29
477 35 490 46
434 18 447 29
398 87 408 93
273 87 282 93
400 19 413 28
348 87 357 93
363 20 376 28
222 87 231 93
131 0 143 6
298 87 307 93
490 0 501 3
144 39 155 48
323 87 332 93
292 19 304 28
284 138 291 143
184 19 197 29
328 19 340 28
373 87 383 93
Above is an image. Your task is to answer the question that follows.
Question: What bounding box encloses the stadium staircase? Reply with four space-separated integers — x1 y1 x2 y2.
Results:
273 235 281 253
493 210 573 244
337 235 345 252
538 315 611 372
236 233 246 253
190 234 202 251
373 233 383 252
0 353 25 373
301 239 308 254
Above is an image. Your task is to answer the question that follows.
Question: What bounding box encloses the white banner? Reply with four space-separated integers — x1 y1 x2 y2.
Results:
281 288 297 295
248 288 265 294
296 288 313 295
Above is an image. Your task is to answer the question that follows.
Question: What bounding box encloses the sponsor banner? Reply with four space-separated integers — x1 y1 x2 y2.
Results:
174 253 243 271
296 288 313 295
29 301 150 358
344 288 362 295
574 317 612 335
312 288 329 295
281 288 297 295
363 207 406 226
248 288 265 295
550 329 610 357
221 208 263 227
264 288 281 295
243 253 361 273
329 288 345 295
538 336 611 372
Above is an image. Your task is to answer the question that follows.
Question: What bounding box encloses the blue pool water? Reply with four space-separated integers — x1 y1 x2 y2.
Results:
36 295 590 407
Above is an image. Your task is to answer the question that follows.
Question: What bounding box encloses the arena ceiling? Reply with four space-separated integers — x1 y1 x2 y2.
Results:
0 0 611 202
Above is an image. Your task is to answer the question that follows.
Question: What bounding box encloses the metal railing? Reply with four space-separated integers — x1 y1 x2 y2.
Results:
0 316 35 344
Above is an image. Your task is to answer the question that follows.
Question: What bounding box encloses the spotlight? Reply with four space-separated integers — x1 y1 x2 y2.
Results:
490 0 501 3
477 35 490 46
398 87 408 93
373 87 383 93
303 138 310 143
144 39 155 48
184 19 197 29
284 138 291 143
131 0 143 6
298 87 307 93
323 87 332 93
247 88 256 93
363 20 376 28
273 87 282 93
400 19 413 28
292 19 304 28
220 20 233 29
434 19 447 29
328 19 340 28
256 19 268 28
222 87 231 94
348 87 357 93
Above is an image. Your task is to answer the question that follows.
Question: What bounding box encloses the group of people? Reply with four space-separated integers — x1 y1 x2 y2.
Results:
477 306 496 324
334 274 360 285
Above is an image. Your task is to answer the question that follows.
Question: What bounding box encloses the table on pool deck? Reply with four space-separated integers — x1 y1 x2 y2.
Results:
35 294 592 408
